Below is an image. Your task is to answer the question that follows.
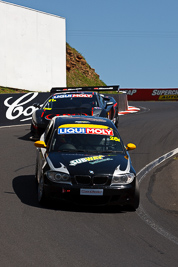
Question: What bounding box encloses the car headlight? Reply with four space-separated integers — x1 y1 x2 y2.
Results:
111 173 135 185
46 171 72 184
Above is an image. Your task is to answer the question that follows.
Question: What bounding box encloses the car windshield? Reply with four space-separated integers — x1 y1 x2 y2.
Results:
50 127 124 153
43 94 98 109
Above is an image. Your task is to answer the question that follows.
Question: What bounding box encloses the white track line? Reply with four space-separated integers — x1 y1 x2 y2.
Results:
0 124 30 129
136 148 178 245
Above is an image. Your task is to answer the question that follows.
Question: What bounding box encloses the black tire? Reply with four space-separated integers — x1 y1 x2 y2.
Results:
30 123 40 141
115 116 119 128
129 179 140 211
132 190 140 210
30 123 35 134
123 179 140 211
35 161 38 185
38 175 47 205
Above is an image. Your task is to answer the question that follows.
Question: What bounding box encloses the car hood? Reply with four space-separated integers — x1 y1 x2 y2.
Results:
46 152 135 176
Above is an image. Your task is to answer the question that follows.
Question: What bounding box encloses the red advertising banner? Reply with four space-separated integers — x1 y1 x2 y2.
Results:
120 88 178 101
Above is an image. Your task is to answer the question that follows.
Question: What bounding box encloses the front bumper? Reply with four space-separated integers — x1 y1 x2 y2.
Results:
43 179 137 206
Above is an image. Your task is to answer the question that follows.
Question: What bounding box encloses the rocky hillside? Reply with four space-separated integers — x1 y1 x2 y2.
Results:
66 43 106 87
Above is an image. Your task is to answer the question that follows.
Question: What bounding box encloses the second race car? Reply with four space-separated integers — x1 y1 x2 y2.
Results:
30 86 119 139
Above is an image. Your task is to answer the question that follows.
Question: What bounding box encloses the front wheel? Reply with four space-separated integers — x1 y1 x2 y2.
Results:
115 116 119 128
38 175 47 205
129 179 140 211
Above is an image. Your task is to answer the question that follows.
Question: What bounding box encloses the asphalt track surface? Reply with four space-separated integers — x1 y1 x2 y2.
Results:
0 101 178 267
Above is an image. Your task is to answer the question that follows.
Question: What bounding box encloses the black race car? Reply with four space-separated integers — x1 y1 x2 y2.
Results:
31 86 119 139
34 115 139 210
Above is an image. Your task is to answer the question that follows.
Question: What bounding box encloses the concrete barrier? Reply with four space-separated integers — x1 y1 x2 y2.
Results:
106 91 128 111
0 92 49 126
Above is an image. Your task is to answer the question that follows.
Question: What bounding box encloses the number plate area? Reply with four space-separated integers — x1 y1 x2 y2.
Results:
80 189 103 196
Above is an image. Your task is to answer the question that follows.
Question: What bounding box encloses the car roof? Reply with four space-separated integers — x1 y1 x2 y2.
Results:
52 91 96 97
53 115 115 128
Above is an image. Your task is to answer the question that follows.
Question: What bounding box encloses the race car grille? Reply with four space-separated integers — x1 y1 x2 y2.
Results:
93 176 109 185
75 175 91 185
74 175 110 185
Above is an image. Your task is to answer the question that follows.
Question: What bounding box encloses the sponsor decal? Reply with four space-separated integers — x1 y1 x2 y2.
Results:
45 113 88 120
113 159 131 176
75 121 89 123
53 94 92 99
58 127 113 135
83 118 106 122
80 189 103 196
110 136 120 142
4 92 38 121
47 158 69 174
69 155 106 166
89 158 113 164
58 124 111 129
122 89 137 95
152 89 178 96
72 94 92 98
58 123 113 135
158 95 178 100
58 124 114 135
53 94 72 98
94 86 115 90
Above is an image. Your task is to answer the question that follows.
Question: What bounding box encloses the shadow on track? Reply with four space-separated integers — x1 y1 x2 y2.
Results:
17 127 35 142
12 175 131 214
18 132 32 141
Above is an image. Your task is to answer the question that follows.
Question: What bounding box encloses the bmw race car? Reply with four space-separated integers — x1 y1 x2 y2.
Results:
31 86 119 139
34 115 139 210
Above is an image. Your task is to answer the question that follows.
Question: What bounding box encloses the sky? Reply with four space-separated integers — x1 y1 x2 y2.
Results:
2 0 178 88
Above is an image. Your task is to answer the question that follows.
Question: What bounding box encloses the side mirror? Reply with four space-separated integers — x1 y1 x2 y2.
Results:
106 101 114 107
34 141 47 149
126 143 136 151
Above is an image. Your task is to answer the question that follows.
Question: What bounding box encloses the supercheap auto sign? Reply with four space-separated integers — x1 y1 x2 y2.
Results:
121 88 178 101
